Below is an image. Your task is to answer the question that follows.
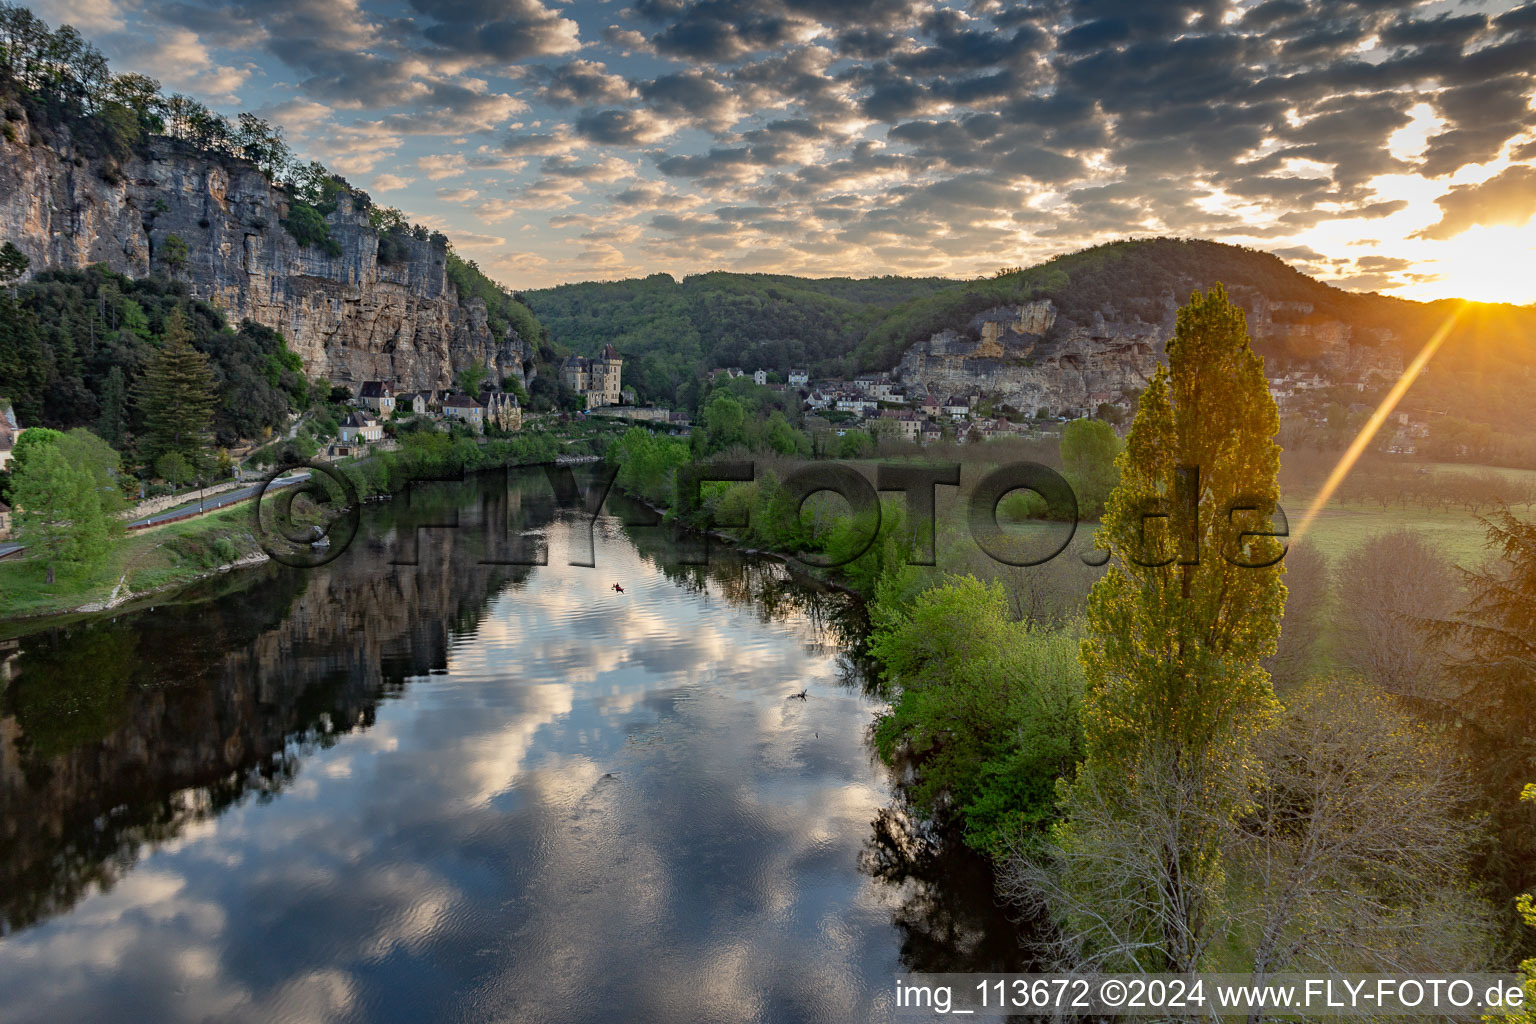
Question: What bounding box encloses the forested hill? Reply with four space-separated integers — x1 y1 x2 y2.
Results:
521 272 955 402
854 237 1535 370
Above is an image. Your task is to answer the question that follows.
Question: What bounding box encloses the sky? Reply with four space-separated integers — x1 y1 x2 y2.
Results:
27 0 1536 300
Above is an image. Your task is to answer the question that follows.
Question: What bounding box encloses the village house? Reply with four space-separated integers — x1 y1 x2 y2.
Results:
787 369 809 388
561 345 624 408
395 391 430 416
835 393 878 416
442 393 486 431
357 380 395 417
0 500 11 540
479 390 523 432
753 369 768 385
338 411 383 444
919 420 943 444
880 409 923 441
943 396 971 420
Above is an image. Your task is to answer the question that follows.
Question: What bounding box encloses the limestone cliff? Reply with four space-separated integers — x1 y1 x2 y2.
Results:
895 290 1401 417
0 107 531 389
896 300 1164 416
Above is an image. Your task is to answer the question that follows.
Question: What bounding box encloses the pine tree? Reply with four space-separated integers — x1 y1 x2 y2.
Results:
1052 285 1285 971
132 306 215 467
95 365 128 447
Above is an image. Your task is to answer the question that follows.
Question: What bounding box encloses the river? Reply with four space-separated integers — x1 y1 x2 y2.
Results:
0 468 1026 1023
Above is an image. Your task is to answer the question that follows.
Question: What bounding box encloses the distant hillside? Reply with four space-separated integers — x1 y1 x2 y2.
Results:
857 237 1536 432
522 272 955 403
858 238 1479 367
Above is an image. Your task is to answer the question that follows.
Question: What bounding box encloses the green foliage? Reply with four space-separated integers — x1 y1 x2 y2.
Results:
1060 418 1122 518
4 266 305 449
157 233 188 275
446 252 545 347
132 305 215 465
456 363 487 397
608 426 692 507
871 576 1085 856
154 450 192 486
0 240 27 282
12 430 112 580
280 201 342 256
1064 284 1284 971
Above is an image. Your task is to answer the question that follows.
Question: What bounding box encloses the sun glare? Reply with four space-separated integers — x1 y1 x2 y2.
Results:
1403 223 1536 305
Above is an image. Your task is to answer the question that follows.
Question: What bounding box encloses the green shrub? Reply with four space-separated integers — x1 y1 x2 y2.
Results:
870 576 1085 856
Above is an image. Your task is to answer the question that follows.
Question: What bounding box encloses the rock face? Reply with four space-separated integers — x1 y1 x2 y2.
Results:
0 110 531 389
896 300 1164 416
895 291 1402 417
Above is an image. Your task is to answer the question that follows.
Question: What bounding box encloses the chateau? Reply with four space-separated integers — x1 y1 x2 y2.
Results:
560 345 624 409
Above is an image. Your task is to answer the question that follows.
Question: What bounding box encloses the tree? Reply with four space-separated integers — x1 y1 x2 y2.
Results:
1036 285 1285 972
158 233 189 277
0 241 28 286
1230 676 1492 988
1335 529 1456 699
61 427 127 514
95 365 128 448
133 306 215 466
1060 417 1121 518
12 435 110 583
871 576 1084 857
702 393 746 451
456 363 487 397
1263 542 1326 690
154 451 192 487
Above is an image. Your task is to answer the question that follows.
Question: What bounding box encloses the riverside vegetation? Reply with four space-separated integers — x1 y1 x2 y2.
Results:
605 286 1536 977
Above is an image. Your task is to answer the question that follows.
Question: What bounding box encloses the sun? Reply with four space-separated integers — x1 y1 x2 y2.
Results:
1406 223 1536 305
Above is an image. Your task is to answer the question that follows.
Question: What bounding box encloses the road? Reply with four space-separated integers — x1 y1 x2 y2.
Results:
126 472 311 528
0 472 315 561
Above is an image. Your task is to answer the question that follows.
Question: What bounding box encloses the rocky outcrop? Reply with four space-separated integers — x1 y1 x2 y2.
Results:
896 301 1164 416
896 292 1403 417
0 108 530 389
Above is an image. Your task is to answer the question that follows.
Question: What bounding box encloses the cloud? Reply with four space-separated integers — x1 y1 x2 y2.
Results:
574 108 677 146
371 174 414 192
408 0 581 61
1416 164 1536 240
536 60 636 107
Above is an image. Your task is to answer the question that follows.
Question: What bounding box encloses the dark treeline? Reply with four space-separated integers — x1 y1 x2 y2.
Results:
522 271 955 405
1 265 307 446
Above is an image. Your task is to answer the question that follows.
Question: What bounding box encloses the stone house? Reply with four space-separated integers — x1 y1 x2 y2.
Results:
358 380 395 417
395 391 430 416
0 500 11 540
442 394 485 431
480 390 523 432
338 411 383 443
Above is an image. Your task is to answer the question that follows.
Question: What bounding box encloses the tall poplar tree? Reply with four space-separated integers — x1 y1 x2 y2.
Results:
1049 285 1285 971
133 306 215 467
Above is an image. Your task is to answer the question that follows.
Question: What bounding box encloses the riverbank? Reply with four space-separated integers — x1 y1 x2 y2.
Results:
0 503 270 628
0 430 574 628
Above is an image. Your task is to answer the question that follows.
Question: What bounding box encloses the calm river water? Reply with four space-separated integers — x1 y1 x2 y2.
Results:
0 469 1025 1023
